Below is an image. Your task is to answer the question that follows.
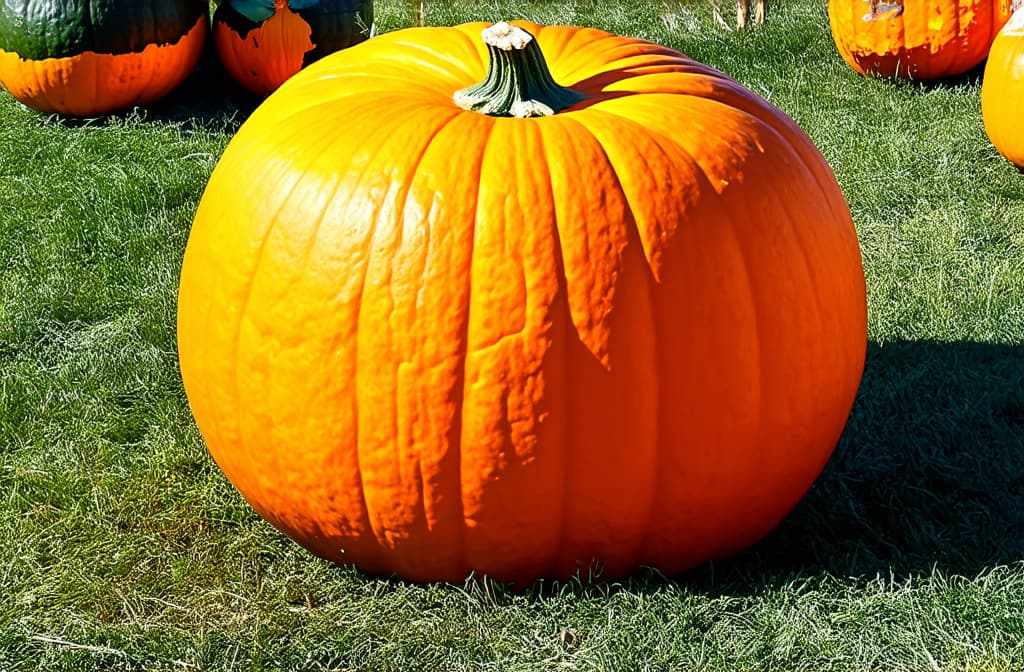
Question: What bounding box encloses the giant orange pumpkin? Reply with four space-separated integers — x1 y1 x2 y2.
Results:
0 0 208 116
213 0 373 96
982 7 1024 167
828 0 1019 79
177 20 868 585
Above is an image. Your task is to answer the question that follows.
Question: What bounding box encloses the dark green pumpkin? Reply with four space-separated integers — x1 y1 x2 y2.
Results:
0 0 209 115
0 0 207 59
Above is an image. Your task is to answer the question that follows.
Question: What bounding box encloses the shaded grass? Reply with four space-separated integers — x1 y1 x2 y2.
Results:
1 0 1023 670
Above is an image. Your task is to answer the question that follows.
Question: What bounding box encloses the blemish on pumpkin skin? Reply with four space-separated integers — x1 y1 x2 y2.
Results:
863 0 904 21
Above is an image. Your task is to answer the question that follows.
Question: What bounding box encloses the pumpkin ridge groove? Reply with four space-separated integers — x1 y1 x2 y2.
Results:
569 107 676 275
411 25 494 83
348 181 379 571
571 98 726 203
533 121 571 580
569 108 674 569
457 118 496 576
226 146 313 502
538 111 660 577
731 121 833 522
766 151 832 340
725 193 766 503
272 162 337 303
329 99 456 564
741 105 859 325
390 109 467 573
574 113 664 575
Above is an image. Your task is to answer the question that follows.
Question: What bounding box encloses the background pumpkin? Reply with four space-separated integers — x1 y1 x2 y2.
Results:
213 0 373 96
982 7 1024 167
0 0 208 116
177 20 868 585
828 0 1019 79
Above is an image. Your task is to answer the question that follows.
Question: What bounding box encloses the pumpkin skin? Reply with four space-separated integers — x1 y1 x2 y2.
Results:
213 0 373 96
177 21 868 585
0 0 208 116
828 0 1018 79
982 8 1024 167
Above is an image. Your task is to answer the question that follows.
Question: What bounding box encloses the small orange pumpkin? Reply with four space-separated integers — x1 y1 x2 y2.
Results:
828 0 1018 79
213 0 373 96
0 0 208 116
982 7 1024 167
178 21 867 585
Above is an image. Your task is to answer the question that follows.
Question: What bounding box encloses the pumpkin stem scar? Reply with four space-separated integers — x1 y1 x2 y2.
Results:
453 21 585 118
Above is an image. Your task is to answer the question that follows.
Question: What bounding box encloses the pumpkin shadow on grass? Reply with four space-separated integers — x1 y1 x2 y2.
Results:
893 58 986 91
673 338 1024 593
135 37 263 132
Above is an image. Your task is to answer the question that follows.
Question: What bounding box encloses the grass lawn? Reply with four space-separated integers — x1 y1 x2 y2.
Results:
2 0 1023 669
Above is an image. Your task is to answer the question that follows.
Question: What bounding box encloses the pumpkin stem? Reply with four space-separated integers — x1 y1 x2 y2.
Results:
454 22 584 118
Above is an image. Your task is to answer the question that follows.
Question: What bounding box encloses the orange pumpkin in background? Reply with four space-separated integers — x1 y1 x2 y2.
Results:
177 21 868 585
213 0 373 95
982 7 1024 167
0 0 207 116
828 0 1019 79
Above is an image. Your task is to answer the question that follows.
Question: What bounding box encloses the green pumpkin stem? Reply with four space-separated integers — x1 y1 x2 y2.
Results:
454 22 584 118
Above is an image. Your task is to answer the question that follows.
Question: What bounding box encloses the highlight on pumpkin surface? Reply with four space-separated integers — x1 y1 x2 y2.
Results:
212 0 374 96
177 19 868 585
0 0 209 115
